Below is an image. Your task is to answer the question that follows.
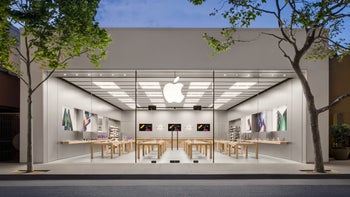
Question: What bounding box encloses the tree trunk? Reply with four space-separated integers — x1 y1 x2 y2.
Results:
307 96 325 173
292 60 325 173
27 93 33 172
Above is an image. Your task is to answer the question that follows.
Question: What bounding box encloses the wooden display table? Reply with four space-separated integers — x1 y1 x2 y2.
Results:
214 140 231 153
184 140 213 159
228 141 259 159
61 139 107 145
137 140 166 159
90 141 122 159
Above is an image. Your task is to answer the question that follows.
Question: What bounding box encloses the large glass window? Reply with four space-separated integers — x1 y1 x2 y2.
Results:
46 70 298 164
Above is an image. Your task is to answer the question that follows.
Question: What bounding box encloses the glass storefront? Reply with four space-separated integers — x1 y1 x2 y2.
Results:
47 70 298 164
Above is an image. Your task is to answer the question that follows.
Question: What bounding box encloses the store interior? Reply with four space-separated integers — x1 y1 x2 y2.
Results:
45 70 304 164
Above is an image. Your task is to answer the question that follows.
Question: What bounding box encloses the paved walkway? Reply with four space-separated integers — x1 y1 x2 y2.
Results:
1 160 349 176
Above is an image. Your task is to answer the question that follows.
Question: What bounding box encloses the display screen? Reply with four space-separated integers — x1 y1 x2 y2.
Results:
139 124 152 131
197 124 210 131
168 124 181 131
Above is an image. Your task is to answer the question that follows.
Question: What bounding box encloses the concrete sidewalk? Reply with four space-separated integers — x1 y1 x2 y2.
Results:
0 160 349 179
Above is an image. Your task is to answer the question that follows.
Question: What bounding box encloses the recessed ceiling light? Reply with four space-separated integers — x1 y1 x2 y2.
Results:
111 74 115 77
283 74 287 77
75 74 79 76
108 91 128 97
99 74 103 77
123 74 127 77
88 73 91 76
215 98 231 103
63 73 67 76
186 92 204 97
221 92 242 97
185 99 200 103
145 92 163 97
119 98 134 103
139 82 161 89
189 82 211 89
229 82 256 89
93 82 120 89
150 98 165 103
223 74 227 77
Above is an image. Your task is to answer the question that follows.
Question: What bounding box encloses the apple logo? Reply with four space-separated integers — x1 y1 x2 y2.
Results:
163 76 185 103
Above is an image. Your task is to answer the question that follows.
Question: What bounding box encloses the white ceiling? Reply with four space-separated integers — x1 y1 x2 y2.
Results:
53 70 294 111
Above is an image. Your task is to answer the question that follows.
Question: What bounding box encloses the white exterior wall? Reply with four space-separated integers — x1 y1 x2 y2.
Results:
20 28 329 163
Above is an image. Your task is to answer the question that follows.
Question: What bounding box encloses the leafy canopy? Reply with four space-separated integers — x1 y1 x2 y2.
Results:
189 0 350 58
0 0 111 75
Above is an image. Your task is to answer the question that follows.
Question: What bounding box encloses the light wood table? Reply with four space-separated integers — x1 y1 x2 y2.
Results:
90 141 122 159
137 140 165 159
184 140 213 159
228 141 258 159
215 140 231 153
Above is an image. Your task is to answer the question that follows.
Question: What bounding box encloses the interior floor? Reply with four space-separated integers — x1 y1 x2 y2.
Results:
50 148 298 164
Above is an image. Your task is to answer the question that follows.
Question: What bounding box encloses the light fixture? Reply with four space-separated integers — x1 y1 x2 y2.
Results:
186 92 204 97
208 104 213 108
63 73 67 76
189 82 211 89
145 92 163 97
118 98 134 103
139 82 161 89
108 91 128 97
215 98 231 103
221 92 242 97
229 82 256 89
184 99 200 103
163 76 185 103
150 98 165 103
93 82 120 89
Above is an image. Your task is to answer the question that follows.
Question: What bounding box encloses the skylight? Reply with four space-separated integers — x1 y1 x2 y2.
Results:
184 99 200 103
145 92 163 97
186 92 205 97
93 82 120 89
189 82 211 89
221 92 242 97
139 82 161 89
229 82 256 89
108 91 129 97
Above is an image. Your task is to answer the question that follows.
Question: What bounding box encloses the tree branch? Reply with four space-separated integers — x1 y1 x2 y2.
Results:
32 67 56 94
317 93 350 114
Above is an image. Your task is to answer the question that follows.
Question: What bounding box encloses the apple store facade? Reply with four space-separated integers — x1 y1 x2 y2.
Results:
19 28 329 165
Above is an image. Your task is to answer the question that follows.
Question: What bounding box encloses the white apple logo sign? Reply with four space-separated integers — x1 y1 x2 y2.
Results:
163 76 185 103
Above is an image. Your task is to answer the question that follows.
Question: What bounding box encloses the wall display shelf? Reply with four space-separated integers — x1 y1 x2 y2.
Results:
229 119 241 141
108 125 120 141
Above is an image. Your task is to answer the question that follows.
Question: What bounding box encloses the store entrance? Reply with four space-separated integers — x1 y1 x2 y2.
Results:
136 70 215 163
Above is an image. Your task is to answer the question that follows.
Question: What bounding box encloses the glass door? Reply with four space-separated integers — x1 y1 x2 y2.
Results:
135 70 214 163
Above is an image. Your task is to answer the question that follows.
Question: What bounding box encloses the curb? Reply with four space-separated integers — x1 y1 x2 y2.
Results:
1 174 350 180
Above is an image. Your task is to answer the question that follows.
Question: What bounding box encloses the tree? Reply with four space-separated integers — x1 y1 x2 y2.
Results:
189 0 350 173
0 0 111 172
